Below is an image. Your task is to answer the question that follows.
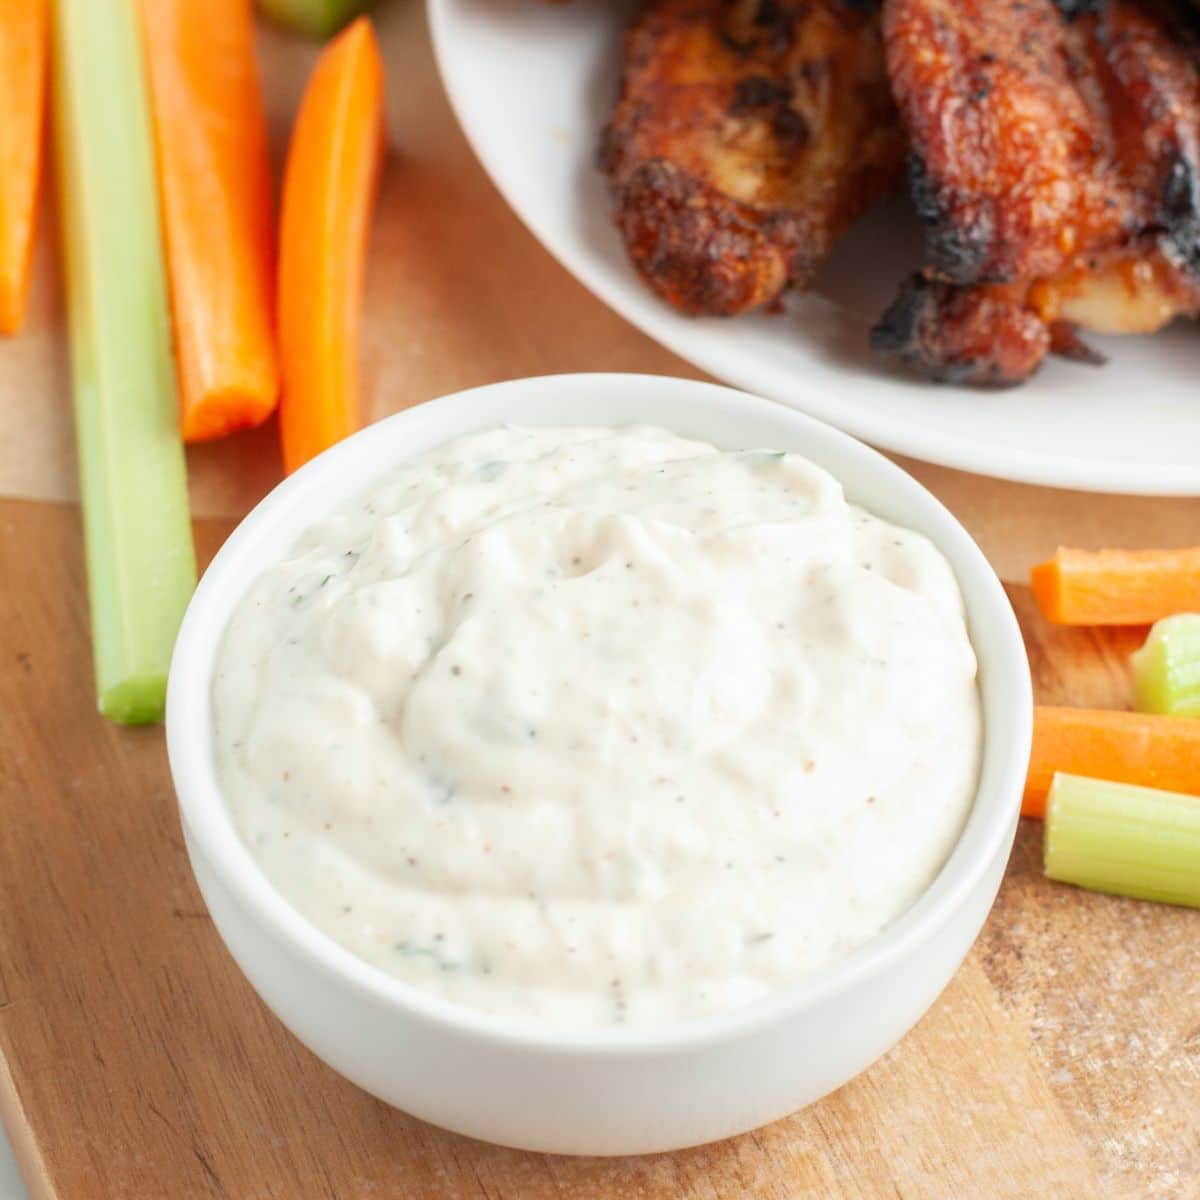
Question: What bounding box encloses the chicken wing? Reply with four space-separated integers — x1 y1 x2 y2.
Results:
872 0 1200 385
601 0 905 317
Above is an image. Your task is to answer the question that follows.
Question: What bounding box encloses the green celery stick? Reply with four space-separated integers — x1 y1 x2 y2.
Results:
258 0 373 38
54 0 197 724
1044 773 1200 909
1131 614 1200 718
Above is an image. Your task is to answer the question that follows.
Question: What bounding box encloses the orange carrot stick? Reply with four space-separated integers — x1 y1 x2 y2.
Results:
1031 547 1200 627
1023 706 1200 819
139 0 278 442
0 0 47 334
277 16 383 474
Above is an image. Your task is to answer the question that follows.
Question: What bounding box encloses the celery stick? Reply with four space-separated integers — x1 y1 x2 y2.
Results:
54 0 197 724
258 0 372 38
1044 773 1200 909
1131 614 1200 718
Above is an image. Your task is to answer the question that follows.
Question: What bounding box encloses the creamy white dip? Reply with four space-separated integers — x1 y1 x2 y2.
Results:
213 425 981 1028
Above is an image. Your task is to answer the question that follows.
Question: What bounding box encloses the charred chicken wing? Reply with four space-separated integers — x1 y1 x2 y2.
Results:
872 0 1200 385
601 0 905 317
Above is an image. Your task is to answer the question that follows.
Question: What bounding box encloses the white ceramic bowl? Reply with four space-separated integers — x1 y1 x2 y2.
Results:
167 374 1032 1156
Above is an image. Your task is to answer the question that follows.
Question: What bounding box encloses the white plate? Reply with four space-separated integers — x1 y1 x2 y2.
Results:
428 0 1200 494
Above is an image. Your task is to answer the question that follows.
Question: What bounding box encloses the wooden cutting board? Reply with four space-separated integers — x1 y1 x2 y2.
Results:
1 5 1198 1197
2 503 1198 1200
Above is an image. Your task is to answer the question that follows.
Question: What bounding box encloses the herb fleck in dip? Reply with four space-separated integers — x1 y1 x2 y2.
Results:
213 426 980 1028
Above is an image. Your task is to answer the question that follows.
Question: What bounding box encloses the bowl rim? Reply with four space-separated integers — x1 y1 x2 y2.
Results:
167 372 1032 1056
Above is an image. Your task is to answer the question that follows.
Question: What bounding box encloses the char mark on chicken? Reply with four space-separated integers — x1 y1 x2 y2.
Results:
873 0 1200 385
602 0 905 317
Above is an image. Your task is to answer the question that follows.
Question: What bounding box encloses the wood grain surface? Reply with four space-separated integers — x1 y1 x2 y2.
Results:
1 498 1197 1200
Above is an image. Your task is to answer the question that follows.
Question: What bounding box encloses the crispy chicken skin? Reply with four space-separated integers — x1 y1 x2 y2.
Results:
872 278 1055 387
872 0 1200 385
601 0 905 317
871 250 1200 384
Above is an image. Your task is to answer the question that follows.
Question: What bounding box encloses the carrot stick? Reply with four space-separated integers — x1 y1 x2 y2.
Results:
1031 547 1200 626
1023 706 1200 819
139 0 278 442
277 15 383 474
0 0 47 334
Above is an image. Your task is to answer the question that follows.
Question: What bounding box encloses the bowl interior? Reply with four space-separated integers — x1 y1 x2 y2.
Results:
167 372 1032 1051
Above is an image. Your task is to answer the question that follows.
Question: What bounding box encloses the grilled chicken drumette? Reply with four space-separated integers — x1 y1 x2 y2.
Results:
601 0 905 317
872 0 1200 385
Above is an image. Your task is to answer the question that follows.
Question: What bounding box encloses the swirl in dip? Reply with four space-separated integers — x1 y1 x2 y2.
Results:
213 426 981 1028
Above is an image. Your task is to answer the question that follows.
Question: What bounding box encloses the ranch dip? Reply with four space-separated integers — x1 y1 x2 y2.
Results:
213 425 981 1028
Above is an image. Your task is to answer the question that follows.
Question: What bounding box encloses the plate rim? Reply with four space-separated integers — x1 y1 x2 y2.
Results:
427 0 1200 496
